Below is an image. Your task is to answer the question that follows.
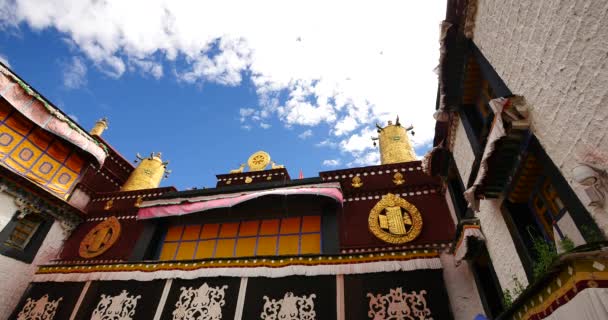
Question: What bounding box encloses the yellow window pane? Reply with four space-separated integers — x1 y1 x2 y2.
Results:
278 235 299 255
159 242 178 260
280 217 301 234
175 242 196 260
195 240 216 259
200 224 219 239
219 223 239 238
182 225 201 241
235 237 257 257
301 234 321 254
256 236 277 256
302 216 321 233
260 219 279 235
215 239 236 258
239 220 259 236
165 226 184 241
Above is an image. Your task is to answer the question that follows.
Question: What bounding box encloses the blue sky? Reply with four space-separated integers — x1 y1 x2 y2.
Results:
0 1 445 190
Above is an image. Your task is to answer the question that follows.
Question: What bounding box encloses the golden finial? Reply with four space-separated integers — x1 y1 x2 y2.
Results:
121 152 170 191
90 117 109 136
371 116 416 164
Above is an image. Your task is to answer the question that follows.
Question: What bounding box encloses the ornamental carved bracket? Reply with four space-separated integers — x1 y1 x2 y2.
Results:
368 193 423 244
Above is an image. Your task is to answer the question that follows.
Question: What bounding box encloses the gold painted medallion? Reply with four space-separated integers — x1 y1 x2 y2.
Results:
368 193 422 244
79 216 121 258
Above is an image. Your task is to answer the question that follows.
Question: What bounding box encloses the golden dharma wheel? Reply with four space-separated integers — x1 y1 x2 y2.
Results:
247 151 271 171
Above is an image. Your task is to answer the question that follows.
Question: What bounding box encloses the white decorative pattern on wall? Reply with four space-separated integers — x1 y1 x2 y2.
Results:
367 287 432 320
17 294 62 320
260 292 316 320
91 290 141 320
172 283 228 320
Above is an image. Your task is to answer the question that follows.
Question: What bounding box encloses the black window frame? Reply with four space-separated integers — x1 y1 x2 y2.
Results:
0 211 54 263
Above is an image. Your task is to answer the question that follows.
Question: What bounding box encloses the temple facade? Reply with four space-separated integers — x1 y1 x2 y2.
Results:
1 0 607 319
424 0 608 319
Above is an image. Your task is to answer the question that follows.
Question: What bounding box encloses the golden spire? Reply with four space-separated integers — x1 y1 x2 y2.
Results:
372 116 416 164
121 152 171 191
90 117 109 136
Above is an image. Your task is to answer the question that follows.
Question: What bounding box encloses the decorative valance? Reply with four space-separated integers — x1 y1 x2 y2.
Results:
0 65 107 165
34 250 441 282
137 182 343 220
464 97 530 212
453 222 485 265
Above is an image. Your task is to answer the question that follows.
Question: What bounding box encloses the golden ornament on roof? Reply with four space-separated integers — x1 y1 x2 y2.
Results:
351 176 363 188
248 151 271 171
393 172 405 185
368 193 422 244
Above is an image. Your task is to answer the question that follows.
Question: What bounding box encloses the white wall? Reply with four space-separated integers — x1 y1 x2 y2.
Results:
452 120 476 185
473 0 608 237
0 192 67 316
440 253 485 320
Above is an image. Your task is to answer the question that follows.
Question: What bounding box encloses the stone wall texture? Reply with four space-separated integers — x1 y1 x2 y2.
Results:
453 120 476 185
440 253 484 319
473 0 608 235
0 192 66 316
477 199 529 292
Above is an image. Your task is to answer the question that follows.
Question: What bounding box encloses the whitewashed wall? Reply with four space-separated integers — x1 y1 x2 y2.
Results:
473 0 608 236
0 192 67 316
440 253 485 320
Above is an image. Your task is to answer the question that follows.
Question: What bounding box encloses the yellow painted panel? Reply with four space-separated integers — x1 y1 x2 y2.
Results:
30 154 61 181
9 140 41 169
259 219 279 235
165 225 184 241
235 237 256 257
49 166 78 191
181 225 201 241
300 234 321 254
175 242 196 260
219 223 239 238
159 242 178 260
278 235 299 255
280 217 301 234
256 236 277 256
200 224 220 239
239 220 259 236
0 125 23 157
195 240 216 259
215 239 236 258
302 216 321 233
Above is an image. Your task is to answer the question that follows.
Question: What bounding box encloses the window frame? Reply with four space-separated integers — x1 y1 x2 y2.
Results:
0 211 53 263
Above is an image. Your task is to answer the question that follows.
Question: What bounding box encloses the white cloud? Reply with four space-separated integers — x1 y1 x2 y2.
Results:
260 122 271 129
322 159 341 167
1 0 445 165
298 129 313 140
0 53 9 67
315 139 338 149
62 56 87 89
350 151 381 167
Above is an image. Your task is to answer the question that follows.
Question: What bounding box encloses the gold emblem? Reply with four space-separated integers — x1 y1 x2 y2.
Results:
266 176 272 181
245 176 253 184
368 193 422 244
392 172 405 185
134 197 143 208
79 216 121 258
226 179 232 185
248 151 271 171
351 176 363 188
104 199 114 210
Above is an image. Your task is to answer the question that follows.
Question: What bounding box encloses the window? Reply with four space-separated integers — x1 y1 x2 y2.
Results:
158 216 322 261
0 211 53 263
4 213 42 250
